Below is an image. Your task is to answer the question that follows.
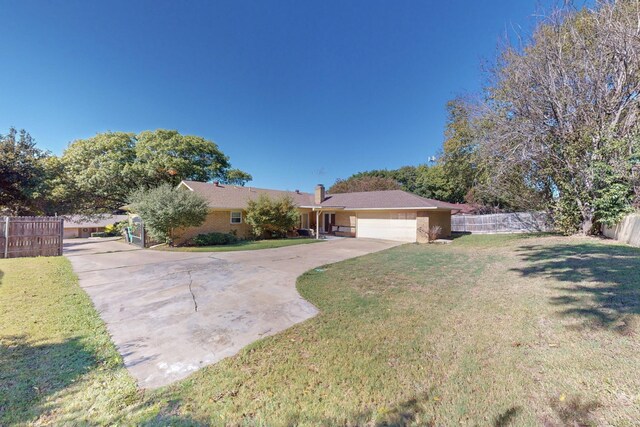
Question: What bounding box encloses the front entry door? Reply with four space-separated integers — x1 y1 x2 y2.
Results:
324 213 336 233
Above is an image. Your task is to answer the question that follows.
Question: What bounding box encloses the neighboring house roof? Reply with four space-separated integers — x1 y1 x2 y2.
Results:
448 203 479 215
63 214 129 228
179 180 314 209
180 181 454 211
314 190 454 210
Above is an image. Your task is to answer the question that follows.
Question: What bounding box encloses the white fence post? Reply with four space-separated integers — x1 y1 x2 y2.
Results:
4 217 9 259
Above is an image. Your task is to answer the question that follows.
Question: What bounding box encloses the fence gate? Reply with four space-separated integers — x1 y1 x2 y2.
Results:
0 216 64 259
128 216 145 248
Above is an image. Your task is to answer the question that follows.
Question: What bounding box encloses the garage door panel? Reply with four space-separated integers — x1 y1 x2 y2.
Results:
357 212 416 242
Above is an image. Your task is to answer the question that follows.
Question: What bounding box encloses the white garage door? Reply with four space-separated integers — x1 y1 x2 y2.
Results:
357 212 417 242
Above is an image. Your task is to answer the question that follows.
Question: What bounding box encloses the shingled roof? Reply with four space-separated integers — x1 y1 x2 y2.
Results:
63 214 129 228
181 181 454 211
316 190 454 210
180 180 314 208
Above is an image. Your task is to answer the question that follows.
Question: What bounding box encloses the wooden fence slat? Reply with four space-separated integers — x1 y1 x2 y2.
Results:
452 212 551 234
0 216 64 259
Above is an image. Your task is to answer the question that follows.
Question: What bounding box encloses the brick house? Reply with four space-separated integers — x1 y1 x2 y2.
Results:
63 214 129 239
175 180 456 244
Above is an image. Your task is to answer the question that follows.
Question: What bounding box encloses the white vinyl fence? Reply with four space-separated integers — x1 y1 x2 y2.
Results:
452 212 552 234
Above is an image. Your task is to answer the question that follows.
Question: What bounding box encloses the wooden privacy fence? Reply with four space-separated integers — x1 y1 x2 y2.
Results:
0 216 64 258
452 212 552 234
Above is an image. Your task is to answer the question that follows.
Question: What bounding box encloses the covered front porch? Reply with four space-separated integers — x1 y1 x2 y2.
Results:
298 208 356 238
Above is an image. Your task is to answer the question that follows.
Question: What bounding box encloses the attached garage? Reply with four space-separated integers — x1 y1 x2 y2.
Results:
177 181 455 244
356 211 417 242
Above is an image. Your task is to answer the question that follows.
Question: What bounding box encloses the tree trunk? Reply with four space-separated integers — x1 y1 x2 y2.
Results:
581 216 594 235
576 197 595 235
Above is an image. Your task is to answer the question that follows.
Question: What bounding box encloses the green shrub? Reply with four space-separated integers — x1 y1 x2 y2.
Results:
553 196 582 235
91 232 108 238
127 184 208 243
245 194 299 239
104 220 128 236
192 232 239 246
594 182 633 227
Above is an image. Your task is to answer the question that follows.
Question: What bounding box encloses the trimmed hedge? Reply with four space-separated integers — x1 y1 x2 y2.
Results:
192 232 239 246
90 232 108 238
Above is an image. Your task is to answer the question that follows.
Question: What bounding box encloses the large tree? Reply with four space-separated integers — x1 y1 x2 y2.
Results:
223 168 253 186
57 132 139 212
440 98 479 203
331 164 462 202
329 175 401 194
0 128 50 215
479 1 640 234
135 129 235 186
56 130 252 213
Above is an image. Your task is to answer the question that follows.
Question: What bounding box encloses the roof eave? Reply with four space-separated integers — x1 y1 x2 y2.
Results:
178 181 194 191
348 206 440 211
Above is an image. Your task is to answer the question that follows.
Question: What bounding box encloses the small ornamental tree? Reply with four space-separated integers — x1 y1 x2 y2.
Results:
127 184 208 243
245 194 299 239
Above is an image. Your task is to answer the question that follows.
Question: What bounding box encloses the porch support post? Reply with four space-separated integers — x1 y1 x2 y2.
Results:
316 210 320 240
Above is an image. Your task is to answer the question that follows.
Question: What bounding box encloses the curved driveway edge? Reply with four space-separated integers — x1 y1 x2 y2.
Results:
63 237 401 389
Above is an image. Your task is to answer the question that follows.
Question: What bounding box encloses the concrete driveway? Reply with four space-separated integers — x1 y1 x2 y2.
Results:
64 237 401 388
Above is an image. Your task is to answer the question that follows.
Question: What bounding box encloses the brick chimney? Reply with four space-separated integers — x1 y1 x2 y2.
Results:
315 184 325 204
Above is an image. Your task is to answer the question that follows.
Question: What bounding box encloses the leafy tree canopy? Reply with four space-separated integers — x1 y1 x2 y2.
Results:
474 1 640 234
329 176 401 194
224 169 253 186
330 163 464 203
0 128 50 215
56 130 251 213
440 98 479 203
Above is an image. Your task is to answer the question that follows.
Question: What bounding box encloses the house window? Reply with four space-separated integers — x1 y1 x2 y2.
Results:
230 211 242 224
300 213 309 229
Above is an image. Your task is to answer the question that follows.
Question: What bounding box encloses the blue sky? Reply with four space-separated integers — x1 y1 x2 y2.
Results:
1 0 551 191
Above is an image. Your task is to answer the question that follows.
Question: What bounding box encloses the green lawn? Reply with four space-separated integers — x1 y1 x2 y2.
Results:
159 237 322 252
2 234 640 425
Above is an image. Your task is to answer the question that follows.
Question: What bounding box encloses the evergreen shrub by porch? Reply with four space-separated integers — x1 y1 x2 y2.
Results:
193 232 239 246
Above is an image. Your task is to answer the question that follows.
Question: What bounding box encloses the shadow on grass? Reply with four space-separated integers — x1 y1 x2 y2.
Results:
282 392 429 426
139 398 207 427
450 232 471 239
512 242 640 333
493 406 521 426
546 395 601 426
0 335 96 424
0 335 206 426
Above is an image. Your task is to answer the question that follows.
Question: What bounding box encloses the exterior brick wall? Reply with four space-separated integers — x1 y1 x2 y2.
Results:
335 211 356 237
335 211 356 228
174 207 451 244
416 212 430 243
426 211 452 238
174 210 251 244
63 227 103 239
417 210 452 242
